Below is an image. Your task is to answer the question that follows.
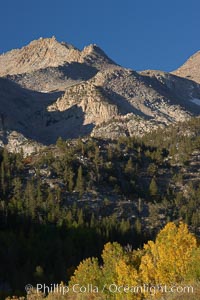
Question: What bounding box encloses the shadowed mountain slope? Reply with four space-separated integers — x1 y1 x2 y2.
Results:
0 38 200 149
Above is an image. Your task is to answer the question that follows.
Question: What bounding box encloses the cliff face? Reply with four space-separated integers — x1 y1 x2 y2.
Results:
0 37 200 149
48 82 119 125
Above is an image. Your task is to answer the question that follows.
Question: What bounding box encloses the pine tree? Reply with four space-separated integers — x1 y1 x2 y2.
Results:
56 136 65 151
125 157 134 175
107 146 113 160
24 180 36 218
77 209 84 226
1 162 5 195
75 166 84 197
90 213 96 228
149 177 158 198
135 218 142 236
68 169 74 192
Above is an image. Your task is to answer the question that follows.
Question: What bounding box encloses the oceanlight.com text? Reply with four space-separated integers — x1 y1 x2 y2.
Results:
25 283 194 296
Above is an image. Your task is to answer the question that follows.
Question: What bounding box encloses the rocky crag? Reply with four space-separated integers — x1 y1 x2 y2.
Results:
0 37 200 153
172 50 200 84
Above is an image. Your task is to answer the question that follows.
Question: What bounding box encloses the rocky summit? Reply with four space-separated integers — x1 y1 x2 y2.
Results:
172 50 200 84
0 37 200 152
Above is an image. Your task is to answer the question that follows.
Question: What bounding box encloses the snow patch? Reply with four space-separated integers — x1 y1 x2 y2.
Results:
191 98 200 106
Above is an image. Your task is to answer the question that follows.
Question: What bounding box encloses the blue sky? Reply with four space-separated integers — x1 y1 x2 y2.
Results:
0 0 199 71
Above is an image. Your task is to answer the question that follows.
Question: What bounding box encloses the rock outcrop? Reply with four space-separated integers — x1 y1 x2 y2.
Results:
1 37 116 92
172 50 200 84
0 37 200 149
0 37 79 76
48 82 118 125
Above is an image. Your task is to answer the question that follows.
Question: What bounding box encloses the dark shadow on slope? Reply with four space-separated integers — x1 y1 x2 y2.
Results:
0 77 63 102
6 62 98 91
0 78 95 145
99 87 154 120
0 114 8 144
140 73 200 115
28 105 95 144
57 62 98 80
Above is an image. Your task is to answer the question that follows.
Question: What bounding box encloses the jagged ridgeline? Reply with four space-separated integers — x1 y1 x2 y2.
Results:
0 37 200 149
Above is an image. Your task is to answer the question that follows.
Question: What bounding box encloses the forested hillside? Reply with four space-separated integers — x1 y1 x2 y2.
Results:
0 117 200 299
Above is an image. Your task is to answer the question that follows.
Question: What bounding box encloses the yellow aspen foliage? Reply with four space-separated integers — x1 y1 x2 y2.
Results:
102 242 124 264
186 247 200 281
68 228 200 300
69 243 127 299
140 222 199 285
101 242 124 284
69 257 101 287
115 259 141 300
